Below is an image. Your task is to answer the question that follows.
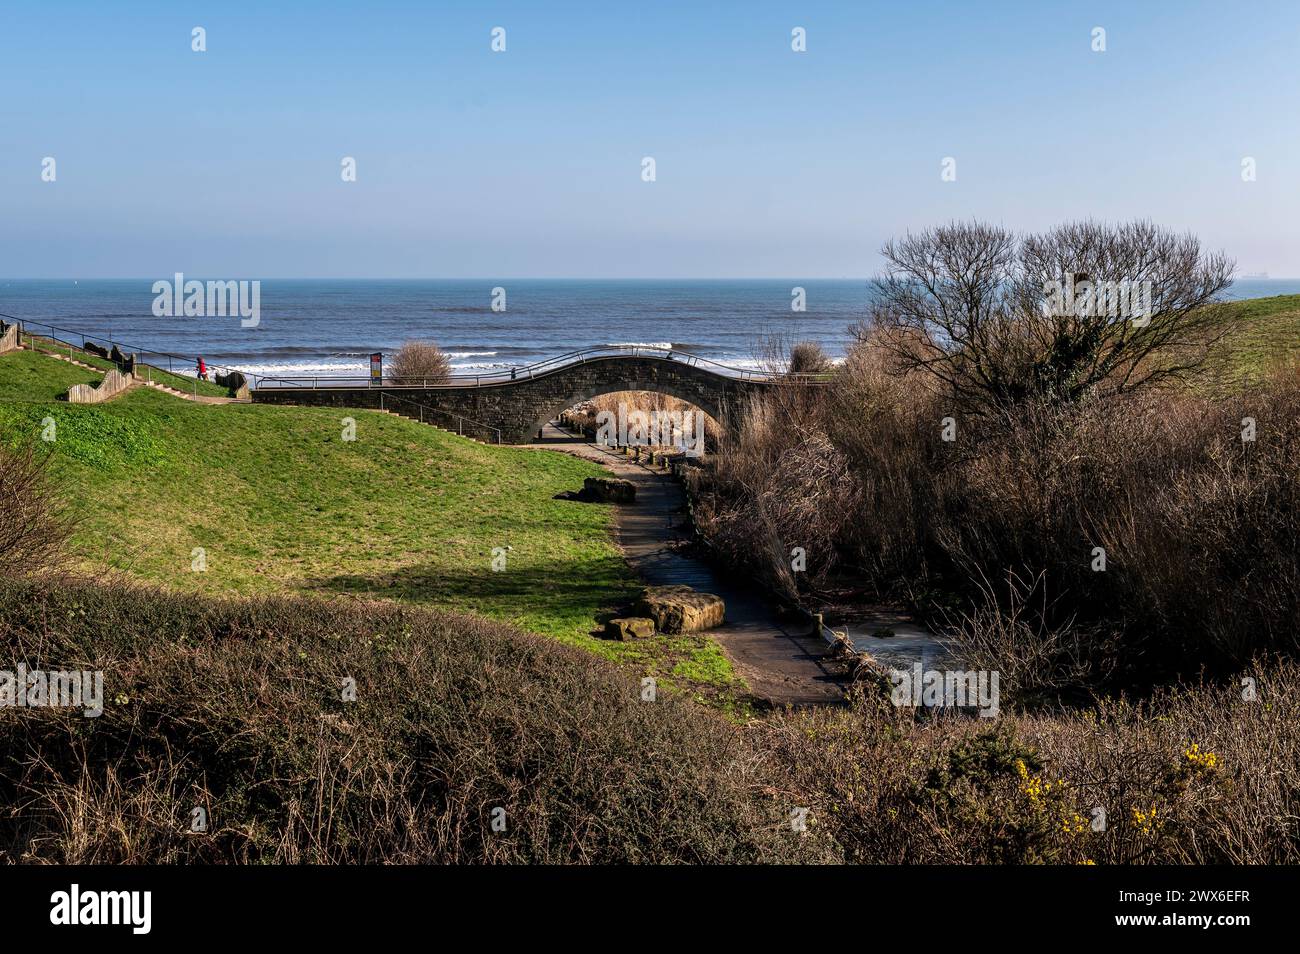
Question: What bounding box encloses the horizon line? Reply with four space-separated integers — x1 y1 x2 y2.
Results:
3 276 1298 283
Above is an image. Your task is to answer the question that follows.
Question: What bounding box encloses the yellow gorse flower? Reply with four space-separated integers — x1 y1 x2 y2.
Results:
1130 804 1162 835
1183 743 1219 769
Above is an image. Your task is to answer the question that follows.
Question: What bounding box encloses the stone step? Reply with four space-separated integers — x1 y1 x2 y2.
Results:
376 407 493 445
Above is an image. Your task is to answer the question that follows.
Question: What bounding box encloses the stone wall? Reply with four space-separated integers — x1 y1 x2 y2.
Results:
215 369 251 400
0 321 19 355
67 369 135 404
251 355 772 444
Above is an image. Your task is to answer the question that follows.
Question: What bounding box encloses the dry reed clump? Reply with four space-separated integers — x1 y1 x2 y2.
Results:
558 390 721 450
0 577 819 864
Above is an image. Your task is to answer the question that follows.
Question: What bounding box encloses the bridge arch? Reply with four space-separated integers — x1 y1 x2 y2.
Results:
526 380 724 443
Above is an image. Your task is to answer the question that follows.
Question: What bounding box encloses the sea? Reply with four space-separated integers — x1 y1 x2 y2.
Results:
2 278 1297 381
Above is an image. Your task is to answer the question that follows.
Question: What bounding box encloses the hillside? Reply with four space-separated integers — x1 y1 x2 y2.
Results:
0 348 741 703
1203 293 1300 389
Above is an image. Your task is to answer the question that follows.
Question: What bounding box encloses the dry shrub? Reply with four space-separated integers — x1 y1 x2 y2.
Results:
759 659 1300 864
0 443 70 578
693 382 862 597
788 341 832 374
389 340 451 386
933 373 1300 670
947 571 1120 705
821 332 949 585
1101 381 1300 663
1 580 1295 865
697 428 861 596
695 325 1300 680
0 578 820 864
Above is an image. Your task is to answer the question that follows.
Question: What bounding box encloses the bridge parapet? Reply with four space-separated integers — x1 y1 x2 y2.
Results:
253 353 788 444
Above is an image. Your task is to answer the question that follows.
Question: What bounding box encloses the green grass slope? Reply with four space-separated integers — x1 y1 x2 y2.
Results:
1203 293 1300 389
0 349 742 702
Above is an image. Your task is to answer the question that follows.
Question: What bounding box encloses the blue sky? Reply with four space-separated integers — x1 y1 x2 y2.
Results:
3 0 1297 277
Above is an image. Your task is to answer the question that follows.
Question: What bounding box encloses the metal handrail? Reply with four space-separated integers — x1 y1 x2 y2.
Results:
254 344 835 390
0 313 835 392
1 314 248 387
377 390 502 444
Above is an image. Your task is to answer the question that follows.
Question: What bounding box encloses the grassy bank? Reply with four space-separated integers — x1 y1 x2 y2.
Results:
1203 294 1300 389
0 348 741 703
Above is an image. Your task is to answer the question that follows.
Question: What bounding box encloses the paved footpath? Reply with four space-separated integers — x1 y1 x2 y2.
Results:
526 425 845 707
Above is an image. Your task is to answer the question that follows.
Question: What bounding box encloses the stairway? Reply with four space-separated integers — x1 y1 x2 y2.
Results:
20 343 242 404
375 407 497 445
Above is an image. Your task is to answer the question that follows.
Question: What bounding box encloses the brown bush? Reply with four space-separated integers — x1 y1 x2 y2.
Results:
696 426 861 597
0 578 814 864
759 660 1300 863
788 341 832 374
388 340 451 386
0 443 70 579
1 579 1295 865
559 391 721 451
693 326 1300 682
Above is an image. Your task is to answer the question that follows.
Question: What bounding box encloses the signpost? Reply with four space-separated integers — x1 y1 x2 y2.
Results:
370 352 382 386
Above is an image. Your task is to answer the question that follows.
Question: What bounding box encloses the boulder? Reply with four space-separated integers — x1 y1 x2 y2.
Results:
605 617 655 641
554 477 637 504
582 477 635 503
636 585 725 634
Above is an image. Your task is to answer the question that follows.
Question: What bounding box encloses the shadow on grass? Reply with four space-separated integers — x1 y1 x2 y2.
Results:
309 556 642 632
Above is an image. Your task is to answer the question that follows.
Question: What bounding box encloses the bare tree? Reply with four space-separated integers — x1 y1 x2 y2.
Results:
388 340 452 386
861 220 1234 413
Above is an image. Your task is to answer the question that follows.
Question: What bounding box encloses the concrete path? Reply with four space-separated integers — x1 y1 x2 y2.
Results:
527 425 845 707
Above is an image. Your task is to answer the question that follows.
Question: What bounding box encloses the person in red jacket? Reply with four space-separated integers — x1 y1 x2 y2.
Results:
196 356 208 381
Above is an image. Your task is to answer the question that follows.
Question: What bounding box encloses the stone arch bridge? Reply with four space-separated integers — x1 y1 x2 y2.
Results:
252 348 811 444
